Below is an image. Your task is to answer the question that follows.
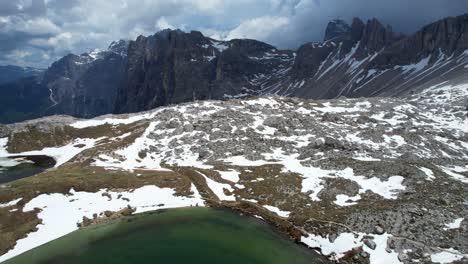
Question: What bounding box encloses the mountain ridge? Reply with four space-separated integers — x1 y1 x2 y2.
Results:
0 13 467 123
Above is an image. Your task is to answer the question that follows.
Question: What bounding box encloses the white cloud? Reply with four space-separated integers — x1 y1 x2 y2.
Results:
199 27 227 41
46 32 72 46
188 0 223 13
0 16 61 35
29 32 72 49
226 16 289 41
155 17 175 31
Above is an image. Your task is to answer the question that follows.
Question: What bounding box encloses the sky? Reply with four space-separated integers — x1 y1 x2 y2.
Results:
0 0 467 68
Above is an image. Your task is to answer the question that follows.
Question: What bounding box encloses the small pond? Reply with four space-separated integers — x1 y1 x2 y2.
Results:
0 155 56 184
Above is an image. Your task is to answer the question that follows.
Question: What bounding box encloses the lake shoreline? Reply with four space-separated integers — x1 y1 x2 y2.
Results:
76 201 327 261
5 206 329 264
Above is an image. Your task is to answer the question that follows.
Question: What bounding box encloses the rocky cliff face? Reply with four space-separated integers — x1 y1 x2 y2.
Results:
324 19 351 41
114 30 294 113
115 14 468 114
282 14 468 99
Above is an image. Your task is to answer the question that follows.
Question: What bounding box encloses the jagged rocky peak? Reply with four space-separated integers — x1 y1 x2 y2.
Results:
345 17 396 53
46 39 129 80
415 13 468 55
139 28 212 47
40 38 130 119
321 17 396 53
324 19 351 41
360 18 395 53
82 39 129 61
108 39 129 56
374 13 468 66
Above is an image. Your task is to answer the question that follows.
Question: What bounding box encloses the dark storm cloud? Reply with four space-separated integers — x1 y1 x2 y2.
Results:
0 0 467 67
266 0 468 48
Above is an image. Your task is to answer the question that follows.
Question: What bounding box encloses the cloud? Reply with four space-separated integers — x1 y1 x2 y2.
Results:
29 32 73 49
226 16 289 41
271 0 468 48
156 17 175 31
0 0 467 67
0 16 61 36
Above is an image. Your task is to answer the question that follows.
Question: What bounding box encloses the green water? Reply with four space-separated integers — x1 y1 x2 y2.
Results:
0 155 56 184
5 207 327 264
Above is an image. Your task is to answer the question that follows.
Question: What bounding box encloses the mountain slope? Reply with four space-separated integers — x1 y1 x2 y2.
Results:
0 81 467 263
44 40 129 118
273 14 468 98
0 41 129 123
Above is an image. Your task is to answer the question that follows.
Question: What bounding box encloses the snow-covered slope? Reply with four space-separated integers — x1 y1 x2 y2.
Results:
0 82 467 263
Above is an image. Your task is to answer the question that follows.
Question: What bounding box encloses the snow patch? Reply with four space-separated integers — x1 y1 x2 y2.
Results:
197 171 235 201
0 198 23 208
262 205 290 218
0 185 204 262
0 138 9 156
439 167 468 183
419 167 435 181
334 194 361 206
217 169 240 183
399 56 430 73
444 218 463 230
301 232 400 263
431 251 465 263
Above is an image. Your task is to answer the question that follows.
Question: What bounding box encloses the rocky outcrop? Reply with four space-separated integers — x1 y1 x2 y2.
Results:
114 30 294 113
281 13 468 99
324 19 351 41
375 13 468 66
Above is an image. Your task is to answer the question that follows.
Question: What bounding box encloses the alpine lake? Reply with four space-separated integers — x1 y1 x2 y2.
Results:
5 207 328 264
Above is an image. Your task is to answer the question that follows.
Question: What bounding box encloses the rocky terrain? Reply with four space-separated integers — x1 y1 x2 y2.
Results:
1 13 467 123
0 80 466 263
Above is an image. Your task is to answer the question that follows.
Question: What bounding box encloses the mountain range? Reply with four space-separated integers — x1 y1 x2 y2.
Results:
0 13 467 123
